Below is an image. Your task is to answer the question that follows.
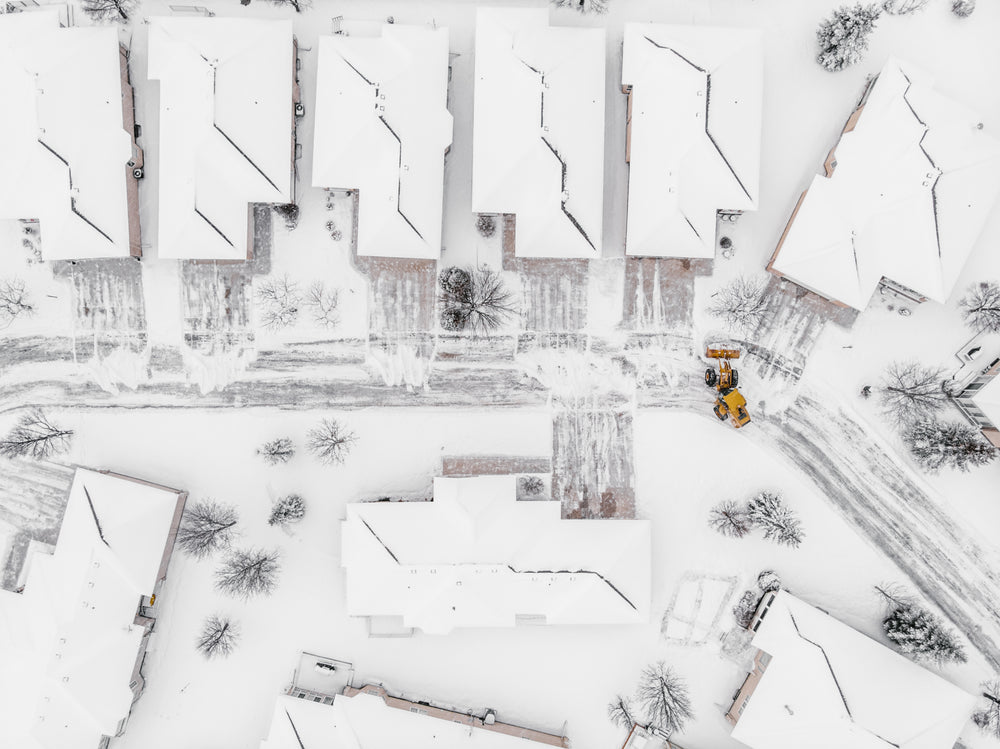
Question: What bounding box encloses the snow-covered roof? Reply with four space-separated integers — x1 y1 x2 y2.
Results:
0 469 185 749
770 57 1000 310
471 7 605 259
341 476 650 634
260 689 566 749
312 25 453 260
621 24 761 259
0 11 134 260
148 17 294 260
731 590 975 749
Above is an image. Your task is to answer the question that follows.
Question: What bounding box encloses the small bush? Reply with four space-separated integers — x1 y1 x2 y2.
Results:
268 494 306 526
476 214 497 238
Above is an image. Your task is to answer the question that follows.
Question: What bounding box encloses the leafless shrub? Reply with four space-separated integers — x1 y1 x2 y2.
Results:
607 694 636 730
709 500 752 538
307 418 357 465
0 410 73 459
0 278 33 327
257 275 301 330
883 0 928 13
257 437 295 465
306 282 339 329
518 476 545 497
476 214 497 238
551 0 608 13
952 0 975 16
708 276 769 336
273 203 300 231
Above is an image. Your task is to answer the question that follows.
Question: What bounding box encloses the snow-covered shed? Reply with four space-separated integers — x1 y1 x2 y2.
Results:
312 24 453 260
340 475 650 634
768 57 1000 310
260 684 569 749
0 468 187 749
621 24 761 259
727 590 975 749
471 7 605 259
148 17 297 260
0 10 141 260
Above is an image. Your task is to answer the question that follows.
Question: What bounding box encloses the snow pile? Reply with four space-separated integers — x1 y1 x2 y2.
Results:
0 11 134 260
341 475 650 633
147 17 294 260
471 7 605 259
312 25 453 259
621 24 762 259
769 57 1000 310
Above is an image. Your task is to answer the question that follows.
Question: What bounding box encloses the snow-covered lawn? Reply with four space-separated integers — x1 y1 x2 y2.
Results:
33 406 984 749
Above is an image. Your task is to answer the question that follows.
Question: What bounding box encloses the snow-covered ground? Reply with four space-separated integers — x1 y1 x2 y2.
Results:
42 406 987 749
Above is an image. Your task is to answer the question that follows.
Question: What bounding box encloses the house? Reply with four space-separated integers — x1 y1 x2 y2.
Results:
0 468 187 749
946 332 1000 448
312 24 453 260
261 680 569 749
340 475 650 634
148 17 298 261
621 24 762 259
471 7 605 259
726 590 975 749
768 57 1000 310
0 10 142 260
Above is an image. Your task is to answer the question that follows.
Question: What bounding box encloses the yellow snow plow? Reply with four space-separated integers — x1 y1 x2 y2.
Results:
705 348 751 428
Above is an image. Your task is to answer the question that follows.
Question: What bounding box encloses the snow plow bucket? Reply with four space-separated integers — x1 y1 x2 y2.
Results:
706 347 741 360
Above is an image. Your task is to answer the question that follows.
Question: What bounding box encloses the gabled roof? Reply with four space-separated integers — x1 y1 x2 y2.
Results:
731 591 975 749
770 58 1000 310
260 690 565 749
471 7 605 259
148 17 293 260
341 476 650 634
312 25 453 259
621 24 762 259
0 11 133 260
0 469 185 749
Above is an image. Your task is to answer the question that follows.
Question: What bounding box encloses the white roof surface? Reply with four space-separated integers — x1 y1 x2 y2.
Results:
261 691 560 749
471 7 605 259
312 25 453 259
341 476 650 634
148 17 293 260
621 24 761 259
731 590 975 749
0 469 183 749
0 11 133 260
771 57 1000 310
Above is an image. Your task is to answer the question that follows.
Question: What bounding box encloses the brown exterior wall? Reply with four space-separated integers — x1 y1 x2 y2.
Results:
119 44 143 258
345 684 570 748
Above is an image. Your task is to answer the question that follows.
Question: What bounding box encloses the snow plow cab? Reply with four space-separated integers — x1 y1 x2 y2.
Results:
705 348 751 428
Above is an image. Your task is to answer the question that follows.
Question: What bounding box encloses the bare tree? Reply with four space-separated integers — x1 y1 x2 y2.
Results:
746 492 804 547
636 662 693 736
196 615 240 659
878 361 947 425
903 418 997 474
177 500 239 559
256 275 301 330
267 0 311 11
0 410 73 459
960 281 1000 333
305 282 339 329
307 418 357 465
80 0 136 21
438 265 515 335
257 437 295 465
0 278 33 327
608 694 636 730
708 276 769 336
215 548 280 600
551 0 609 13
973 679 1000 739
709 500 752 539
882 0 928 12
